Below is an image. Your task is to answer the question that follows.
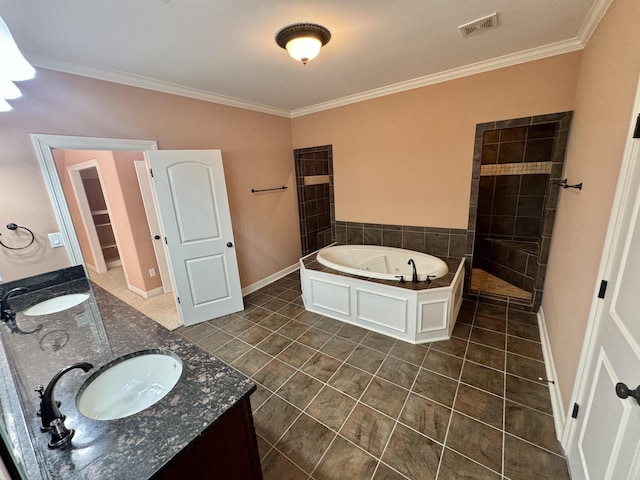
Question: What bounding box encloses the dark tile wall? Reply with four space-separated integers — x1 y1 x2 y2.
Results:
467 112 573 311
294 145 334 256
334 221 467 261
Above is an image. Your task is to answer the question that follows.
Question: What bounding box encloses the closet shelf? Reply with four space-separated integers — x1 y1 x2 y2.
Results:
95 223 112 227
91 209 109 215
101 243 118 249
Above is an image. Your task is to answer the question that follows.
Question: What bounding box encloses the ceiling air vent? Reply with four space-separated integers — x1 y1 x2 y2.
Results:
458 13 498 38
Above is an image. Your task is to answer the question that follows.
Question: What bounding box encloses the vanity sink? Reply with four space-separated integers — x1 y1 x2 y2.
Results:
76 350 182 421
23 293 90 316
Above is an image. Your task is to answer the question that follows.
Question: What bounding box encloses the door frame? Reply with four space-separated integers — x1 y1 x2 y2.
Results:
30 134 158 274
562 72 640 471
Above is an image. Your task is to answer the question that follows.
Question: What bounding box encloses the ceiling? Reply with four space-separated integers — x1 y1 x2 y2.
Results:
1 0 606 117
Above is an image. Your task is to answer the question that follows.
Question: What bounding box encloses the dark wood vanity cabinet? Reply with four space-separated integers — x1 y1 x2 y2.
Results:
153 396 263 479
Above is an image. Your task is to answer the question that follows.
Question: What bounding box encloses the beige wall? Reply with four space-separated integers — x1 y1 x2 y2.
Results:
542 0 640 411
0 69 298 287
292 52 581 228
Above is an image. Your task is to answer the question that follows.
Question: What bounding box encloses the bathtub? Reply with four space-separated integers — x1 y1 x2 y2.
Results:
316 245 449 282
301 245 464 344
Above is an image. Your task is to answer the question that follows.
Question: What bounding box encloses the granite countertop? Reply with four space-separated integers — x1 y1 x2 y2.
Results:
0 270 255 480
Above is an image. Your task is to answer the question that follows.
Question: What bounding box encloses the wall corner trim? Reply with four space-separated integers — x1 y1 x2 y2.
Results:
241 262 300 297
538 306 567 444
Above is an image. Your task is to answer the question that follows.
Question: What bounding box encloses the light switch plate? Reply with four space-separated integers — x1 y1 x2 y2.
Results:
48 232 63 248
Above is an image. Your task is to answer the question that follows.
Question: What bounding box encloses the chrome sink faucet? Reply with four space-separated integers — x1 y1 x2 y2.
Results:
36 362 93 449
407 259 418 283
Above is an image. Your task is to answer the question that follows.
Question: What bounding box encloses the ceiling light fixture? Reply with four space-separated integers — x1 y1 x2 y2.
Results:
0 16 36 112
275 23 331 65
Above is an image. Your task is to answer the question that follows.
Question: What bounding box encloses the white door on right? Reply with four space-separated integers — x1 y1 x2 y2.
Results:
567 137 640 478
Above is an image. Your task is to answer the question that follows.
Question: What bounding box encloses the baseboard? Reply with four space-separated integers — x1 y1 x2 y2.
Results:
242 263 300 296
128 284 164 299
537 306 567 443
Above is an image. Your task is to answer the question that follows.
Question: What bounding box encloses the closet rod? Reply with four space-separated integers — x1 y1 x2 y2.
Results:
251 186 288 193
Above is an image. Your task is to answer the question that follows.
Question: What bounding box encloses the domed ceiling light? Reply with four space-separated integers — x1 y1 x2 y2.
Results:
275 23 331 65
0 16 36 112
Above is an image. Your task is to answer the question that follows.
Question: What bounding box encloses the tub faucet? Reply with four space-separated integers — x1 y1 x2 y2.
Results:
36 362 93 448
407 259 418 283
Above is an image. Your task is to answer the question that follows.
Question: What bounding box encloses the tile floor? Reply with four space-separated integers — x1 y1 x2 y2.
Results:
177 272 570 480
471 268 532 301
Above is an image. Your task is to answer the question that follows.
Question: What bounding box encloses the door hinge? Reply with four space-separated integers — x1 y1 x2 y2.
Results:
177 297 181 305
571 403 580 419
164 237 168 245
150 168 154 177
598 280 608 299
634 114 640 138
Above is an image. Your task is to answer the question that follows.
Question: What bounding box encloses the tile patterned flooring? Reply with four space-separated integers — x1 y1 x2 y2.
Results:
471 268 532 301
177 272 570 480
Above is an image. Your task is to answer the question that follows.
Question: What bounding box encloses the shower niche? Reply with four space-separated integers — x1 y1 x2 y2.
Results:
467 112 572 310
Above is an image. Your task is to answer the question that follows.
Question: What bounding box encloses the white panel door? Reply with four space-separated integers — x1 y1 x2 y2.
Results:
567 136 640 478
145 150 243 326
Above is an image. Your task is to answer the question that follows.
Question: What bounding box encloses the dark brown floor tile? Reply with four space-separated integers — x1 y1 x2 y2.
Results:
466 342 505 371
180 322 217 342
340 403 395 457
257 332 294 356
277 302 306 319
508 309 538 326
295 310 323 327
305 386 356 431
261 448 308 480
451 321 472 340
277 319 310 340
470 327 506 349
261 297 290 313
253 395 301 445
474 313 507 333
244 292 272 307
361 377 409 418
260 283 288 297
231 348 272 376
507 336 543 361
320 335 358 361
475 302 506 319
412 368 458 407
301 352 342 382
505 401 563 455
213 338 252 363
241 306 273 323
250 384 272 411
372 463 408 480
377 356 420 389
221 316 256 336
336 323 370 342
381 423 441 480
506 375 552 414
347 345 386 373
447 412 502 473
422 349 463 380
276 413 336 473
313 435 377 480
429 336 468 357
277 341 316 368
461 361 504 396
507 321 541 342
389 341 429 365
277 371 324 409
314 317 345 334
258 313 291 331
297 327 332 349
253 358 296 391
277 289 302 302
437 447 501 480
504 434 570 480
457 306 476 326
256 433 271 461
328 363 373 399
506 353 546 384
399 392 451 443
454 384 503 429
361 331 397 353
237 324 273 346
196 330 233 352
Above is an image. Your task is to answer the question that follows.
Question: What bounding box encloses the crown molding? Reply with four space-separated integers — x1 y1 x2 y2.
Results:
290 37 584 118
576 0 613 45
31 57 291 118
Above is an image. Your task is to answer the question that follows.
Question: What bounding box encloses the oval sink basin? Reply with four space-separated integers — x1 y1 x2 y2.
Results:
76 350 182 421
23 293 90 316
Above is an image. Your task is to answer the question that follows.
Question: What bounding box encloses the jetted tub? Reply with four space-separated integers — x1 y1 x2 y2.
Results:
301 245 464 344
316 245 449 282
